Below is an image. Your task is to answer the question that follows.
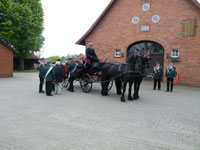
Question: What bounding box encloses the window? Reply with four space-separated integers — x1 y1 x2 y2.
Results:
132 17 139 24
142 3 150 11
128 41 164 54
152 15 160 23
114 49 121 57
181 19 197 37
171 49 179 58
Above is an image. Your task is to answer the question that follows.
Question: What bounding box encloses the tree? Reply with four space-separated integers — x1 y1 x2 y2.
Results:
60 56 67 62
0 0 44 70
48 56 60 63
0 0 14 41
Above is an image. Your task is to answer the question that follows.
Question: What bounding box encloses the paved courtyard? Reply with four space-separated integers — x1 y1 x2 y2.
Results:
0 73 200 150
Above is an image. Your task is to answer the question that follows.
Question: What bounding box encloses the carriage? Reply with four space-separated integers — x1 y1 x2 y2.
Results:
62 58 113 93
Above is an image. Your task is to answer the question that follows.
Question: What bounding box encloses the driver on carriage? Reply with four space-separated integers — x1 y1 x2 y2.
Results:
86 42 99 73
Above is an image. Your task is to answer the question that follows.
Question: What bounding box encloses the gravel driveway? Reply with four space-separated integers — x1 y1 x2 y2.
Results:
0 73 199 150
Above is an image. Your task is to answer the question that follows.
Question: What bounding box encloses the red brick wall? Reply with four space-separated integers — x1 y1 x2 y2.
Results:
85 0 200 87
0 44 13 77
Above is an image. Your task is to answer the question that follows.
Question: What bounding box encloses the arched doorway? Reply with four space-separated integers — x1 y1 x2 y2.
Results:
127 41 164 74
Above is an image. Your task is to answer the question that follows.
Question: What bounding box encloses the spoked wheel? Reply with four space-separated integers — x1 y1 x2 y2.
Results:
79 73 93 93
108 80 113 91
62 78 69 89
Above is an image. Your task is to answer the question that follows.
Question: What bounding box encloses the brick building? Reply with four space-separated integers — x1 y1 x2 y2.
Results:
0 40 17 77
76 0 200 87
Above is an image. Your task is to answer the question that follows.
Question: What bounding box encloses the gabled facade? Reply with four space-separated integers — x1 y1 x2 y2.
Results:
76 0 200 86
0 40 16 77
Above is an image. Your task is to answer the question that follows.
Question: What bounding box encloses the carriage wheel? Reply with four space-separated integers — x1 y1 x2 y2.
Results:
79 74 93 93
107 80 113 91
62 78 69 88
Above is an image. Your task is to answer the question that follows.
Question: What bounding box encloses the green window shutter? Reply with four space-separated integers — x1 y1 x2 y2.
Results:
181 19 197 37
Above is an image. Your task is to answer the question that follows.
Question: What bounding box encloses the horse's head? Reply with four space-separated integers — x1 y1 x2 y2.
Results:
126 53 137 65
126 53 144 75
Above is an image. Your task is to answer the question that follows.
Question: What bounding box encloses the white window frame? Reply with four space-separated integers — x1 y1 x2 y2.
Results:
171 49 179 58
114 49 121 57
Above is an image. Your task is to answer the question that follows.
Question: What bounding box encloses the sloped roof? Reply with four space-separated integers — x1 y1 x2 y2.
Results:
76 0 200 46
192 0 200 8
0 39 18 53
31 54 40 60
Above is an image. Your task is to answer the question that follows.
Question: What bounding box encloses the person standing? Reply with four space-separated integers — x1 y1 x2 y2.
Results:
67 58 78 92
44 60 55 96
54 61 64 94
38 58 45 93
165 61 176 92
86 42 99 72
152 62 163 90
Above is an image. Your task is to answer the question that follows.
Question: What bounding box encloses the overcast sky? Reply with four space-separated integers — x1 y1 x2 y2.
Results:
40 0 200 58
41 0 111 57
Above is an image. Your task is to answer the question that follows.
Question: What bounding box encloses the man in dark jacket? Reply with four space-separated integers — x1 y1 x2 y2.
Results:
54 61 64 94
38 58 45 93
67 58 78 92
165 61 176 92
44 60 55 96
86 42 99 72
152 62 163 90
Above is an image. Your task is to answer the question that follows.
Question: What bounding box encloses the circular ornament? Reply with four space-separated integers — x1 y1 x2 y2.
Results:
152 15 160 23
132 16 139 24
142 3 150 11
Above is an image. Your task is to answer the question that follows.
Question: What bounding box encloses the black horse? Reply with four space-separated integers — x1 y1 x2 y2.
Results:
101 53 147 102
118 54 150 102
126 55 150 101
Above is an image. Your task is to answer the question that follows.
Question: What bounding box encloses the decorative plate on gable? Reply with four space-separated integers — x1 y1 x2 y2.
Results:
152 15 160 23
142 3 150 11
132 16 139 24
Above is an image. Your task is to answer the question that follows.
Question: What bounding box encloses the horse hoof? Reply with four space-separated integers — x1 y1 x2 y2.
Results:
128 96 133 101
134 96 139 100
121 97 126 102
101 91 108 96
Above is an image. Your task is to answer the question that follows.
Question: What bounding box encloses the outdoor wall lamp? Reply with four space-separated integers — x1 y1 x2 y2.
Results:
121 52 124 57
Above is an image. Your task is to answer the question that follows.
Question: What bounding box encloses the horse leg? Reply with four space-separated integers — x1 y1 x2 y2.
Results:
133 79 138 100
121 81 127 102
104 81 109 96
128 80 133 101
136 78 143 99
101 81 106 96
115 80 122 95
101 73 108 96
